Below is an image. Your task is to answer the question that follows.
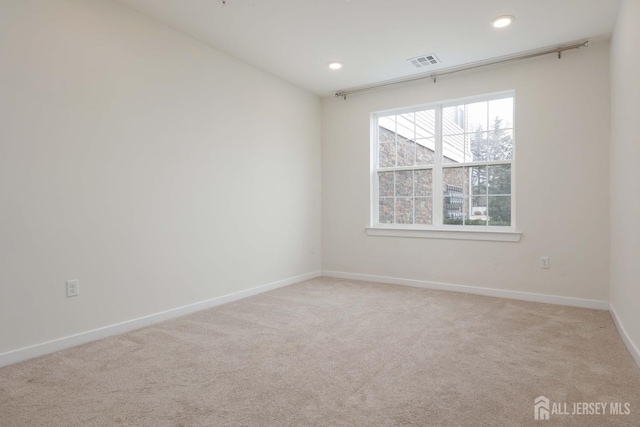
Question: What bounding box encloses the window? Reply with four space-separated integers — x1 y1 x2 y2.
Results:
371 91 515 231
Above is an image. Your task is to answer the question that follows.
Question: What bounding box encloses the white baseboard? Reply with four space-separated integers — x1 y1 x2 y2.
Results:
609 304 640 368
0 271 321 368
322 270 609 310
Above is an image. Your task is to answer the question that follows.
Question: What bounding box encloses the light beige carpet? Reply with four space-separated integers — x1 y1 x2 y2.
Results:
1 277 639 426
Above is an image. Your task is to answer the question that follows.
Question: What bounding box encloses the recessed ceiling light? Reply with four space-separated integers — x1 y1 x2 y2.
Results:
491 15 514 28
328 62 343 70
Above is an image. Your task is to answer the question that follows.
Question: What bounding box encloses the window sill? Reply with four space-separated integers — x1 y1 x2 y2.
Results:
366 227 522 242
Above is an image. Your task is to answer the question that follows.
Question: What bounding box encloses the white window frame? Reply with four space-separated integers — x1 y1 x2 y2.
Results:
368 90 521 242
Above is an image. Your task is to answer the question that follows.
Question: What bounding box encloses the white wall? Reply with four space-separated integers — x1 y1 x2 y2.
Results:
0 0 321 355
610 0 640 360
322 42 610 302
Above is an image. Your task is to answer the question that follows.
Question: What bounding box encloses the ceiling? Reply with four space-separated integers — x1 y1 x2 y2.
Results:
113 0 622 96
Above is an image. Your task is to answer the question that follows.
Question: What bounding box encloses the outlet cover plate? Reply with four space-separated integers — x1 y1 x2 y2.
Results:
66 279 79 297
540 257 550 269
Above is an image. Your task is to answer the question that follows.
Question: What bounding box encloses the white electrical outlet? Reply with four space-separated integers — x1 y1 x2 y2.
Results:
66 279 79 297
540 257 550 269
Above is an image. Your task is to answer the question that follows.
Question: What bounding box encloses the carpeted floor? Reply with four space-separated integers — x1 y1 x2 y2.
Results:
1 277 639 426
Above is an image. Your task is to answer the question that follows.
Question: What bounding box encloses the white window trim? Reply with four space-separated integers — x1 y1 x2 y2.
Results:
369 90 520 241
366 227 522 242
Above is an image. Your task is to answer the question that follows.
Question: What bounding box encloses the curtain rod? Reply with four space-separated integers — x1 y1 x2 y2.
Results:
334 41 589 99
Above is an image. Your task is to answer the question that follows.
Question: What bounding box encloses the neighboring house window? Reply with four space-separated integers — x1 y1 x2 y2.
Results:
372 91 515 229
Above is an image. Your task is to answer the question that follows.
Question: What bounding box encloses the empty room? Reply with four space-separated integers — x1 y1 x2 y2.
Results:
1 0 639 425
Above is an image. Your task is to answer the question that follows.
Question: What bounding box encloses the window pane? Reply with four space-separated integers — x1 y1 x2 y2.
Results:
415 197 433 224
415 169 432 197
470 196 488 225
395 170 413 197
379 198 394 224
488 97 513 130
470 166 487 196
486 129 513 161
415 109 435 138
416 139 435 165
397 136 415 167
488 165 511 195
443 167 465 223
443 196 466 224
396 112 415 141
395 198 413 224
443 134 466 164
443 167 467 193
488 196 511 226
378 122 396 142
378 172 394 197
466 101 488 133
378 142 396 168
443 105 465 136
469 131 487 162
378 117 396 167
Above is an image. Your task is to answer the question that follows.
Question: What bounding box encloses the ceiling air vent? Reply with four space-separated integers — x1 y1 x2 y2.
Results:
407 53 440 68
